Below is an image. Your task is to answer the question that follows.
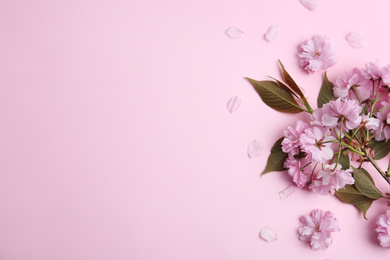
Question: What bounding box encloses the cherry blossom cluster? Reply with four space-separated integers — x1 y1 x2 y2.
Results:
282 61 390 191
247 33 390 250
281 60 390 249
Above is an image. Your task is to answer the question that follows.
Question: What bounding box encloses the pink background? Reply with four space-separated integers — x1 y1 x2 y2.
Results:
1 0 390 259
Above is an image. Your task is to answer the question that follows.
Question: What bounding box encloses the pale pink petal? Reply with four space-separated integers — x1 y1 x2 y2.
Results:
227 95 242 113
225 27 244 39
300 0 319 11
347 32 366 49
279 184 296 200
260 226 277 242
247 139 264 158
264 25 279 42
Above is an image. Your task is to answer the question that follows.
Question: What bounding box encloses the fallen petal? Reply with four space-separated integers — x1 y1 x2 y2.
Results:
247 139 263 158
225 27 244 39
300 0 319 11
264 25 279 42
279 184 296 200
227 95 242 113
260 226 277 242
347 31 366 49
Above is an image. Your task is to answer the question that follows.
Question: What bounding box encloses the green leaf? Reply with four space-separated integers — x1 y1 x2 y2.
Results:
262 137 288 176
332 150 350 170
317 72 336 108
358 167 375 183
352 167 383 199
368 139 390 160
335 184 375 219
278 60 306 99
245 78 305 113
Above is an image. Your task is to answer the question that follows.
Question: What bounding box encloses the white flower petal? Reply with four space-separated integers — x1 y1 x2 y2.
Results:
260 226 277 242
227 95 242 113
225 27 244 39
300 0 319 11
347 31 366 49
264 25 279 42
279 184 296 200
247 139 263 158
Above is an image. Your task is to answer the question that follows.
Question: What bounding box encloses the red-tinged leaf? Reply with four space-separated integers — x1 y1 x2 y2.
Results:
278 60 306 100
245 78 304 113
262 137 288 175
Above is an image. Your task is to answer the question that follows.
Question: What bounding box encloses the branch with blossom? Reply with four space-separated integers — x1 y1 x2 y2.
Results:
246 35 390 249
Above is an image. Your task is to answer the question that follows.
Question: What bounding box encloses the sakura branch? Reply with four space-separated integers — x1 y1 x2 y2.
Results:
246 36 390 248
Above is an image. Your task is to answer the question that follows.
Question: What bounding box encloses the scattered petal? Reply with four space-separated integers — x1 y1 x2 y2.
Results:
247 139 263 158
260 226 277 242
225 27 244 39
227 95 242 113
300 0 319 11
264 25 279 42
279 184 296 200
347 31 366 49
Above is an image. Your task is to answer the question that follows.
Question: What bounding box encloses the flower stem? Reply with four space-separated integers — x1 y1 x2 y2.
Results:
341 141 365 156
364 148 390 186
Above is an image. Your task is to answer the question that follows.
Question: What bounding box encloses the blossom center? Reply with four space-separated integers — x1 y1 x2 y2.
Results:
313 51 321 59
315 139 325 150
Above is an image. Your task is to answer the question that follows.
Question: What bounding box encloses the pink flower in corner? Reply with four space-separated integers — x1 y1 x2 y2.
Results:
298 35 338 74
298 209 340 250
375 209 390 248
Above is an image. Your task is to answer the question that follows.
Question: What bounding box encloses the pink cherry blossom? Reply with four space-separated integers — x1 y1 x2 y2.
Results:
374 101 390 141
333 67 371 101
281 120 308 155
375 209 390 248
364 62 390 82
320 98 362 133
298 35 338 74
310 163 354 195
362 115 380 131
284 156 312 188
298 209 340 250
299 127 335 162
